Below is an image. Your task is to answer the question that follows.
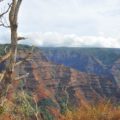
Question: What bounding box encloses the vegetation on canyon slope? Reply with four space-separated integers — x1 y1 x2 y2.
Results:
0 95 120 120
64 102 120 120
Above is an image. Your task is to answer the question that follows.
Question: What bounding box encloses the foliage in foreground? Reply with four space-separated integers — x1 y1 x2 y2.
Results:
0 94 120 120
64 102 120 120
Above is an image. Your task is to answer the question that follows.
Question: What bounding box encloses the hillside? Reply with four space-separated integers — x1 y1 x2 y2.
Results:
41 47 120 89
0 45 120 119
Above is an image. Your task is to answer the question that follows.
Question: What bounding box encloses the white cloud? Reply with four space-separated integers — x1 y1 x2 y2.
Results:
1 0 120 48
0 31 120 48
18 32 120 48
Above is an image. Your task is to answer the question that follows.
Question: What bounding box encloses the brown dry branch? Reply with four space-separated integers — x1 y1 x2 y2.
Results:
0 3 12 18
0 50 11 63
17 36 27 41
15 73 29 81
0 3 12 28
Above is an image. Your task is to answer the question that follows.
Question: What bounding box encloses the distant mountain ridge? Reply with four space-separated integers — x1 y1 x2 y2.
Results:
41 47 120 66
41 47 120 83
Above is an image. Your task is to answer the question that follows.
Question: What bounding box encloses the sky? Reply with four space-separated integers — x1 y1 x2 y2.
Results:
0 0 120 47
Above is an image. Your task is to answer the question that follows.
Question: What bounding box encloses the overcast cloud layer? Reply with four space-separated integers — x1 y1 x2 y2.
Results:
0 0 120 47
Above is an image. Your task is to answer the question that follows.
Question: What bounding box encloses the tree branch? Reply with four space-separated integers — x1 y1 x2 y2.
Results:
17 36 27 41
0 3 11 28
0 23 10 28
9 0 16 24
15 52 32 66
0 71 6 82
14 0 22 23
4 46 8 54
0 51 11 63
15 46 34 66
0 3 12 18
15 73 29 80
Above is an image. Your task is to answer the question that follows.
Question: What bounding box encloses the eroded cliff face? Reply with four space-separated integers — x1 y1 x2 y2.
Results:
41 48 120 79
1 46 120 119
14 48 120 117
111 59 120 94
41 48 120 100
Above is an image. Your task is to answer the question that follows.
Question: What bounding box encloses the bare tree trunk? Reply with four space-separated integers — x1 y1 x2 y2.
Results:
8 0 22 78
0 0 22 101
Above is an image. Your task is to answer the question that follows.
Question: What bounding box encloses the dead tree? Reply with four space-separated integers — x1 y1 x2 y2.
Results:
0 0 31 102
8 0 22 77
0 2 44 119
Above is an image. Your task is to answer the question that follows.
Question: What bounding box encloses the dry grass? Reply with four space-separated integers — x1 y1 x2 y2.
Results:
64 102 120 120
1 96 120 120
